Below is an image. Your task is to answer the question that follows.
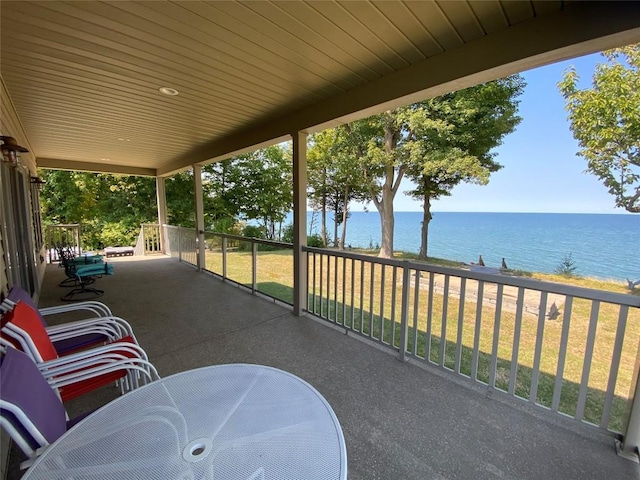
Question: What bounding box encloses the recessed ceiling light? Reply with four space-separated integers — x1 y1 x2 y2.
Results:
117 138 130 142
159 87 179 96
100 158 111 161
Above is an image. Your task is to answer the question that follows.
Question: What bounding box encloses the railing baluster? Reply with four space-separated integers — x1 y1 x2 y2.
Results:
312 252 317 314
251 241 257 294
529 291 548 404
439 275 450 368
576 300 601 422
398 263 411 362
222 237 227 281
342 256 347 328
359 260 365 334
326 254 331 321
380 265 386 343
489 284 504 389
319 253 324 318
601 305 629 429
412 270 421 356
455 278 466 374
471 281 484 381
350 258 355 330
334 255 338 324
509 288 526 396
391 266 398 348
369 263 375 338
426 272 435 363
552 296 573 410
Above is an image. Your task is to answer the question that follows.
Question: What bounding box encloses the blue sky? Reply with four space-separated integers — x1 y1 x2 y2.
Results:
354 52 627 214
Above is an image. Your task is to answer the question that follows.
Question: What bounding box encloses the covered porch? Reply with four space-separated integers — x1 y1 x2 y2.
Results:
15 255 637 479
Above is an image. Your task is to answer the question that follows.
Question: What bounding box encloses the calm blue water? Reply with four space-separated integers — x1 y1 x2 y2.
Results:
305 212 640 281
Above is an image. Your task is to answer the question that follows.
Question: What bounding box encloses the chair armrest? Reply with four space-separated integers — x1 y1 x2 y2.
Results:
44 358 160 388
45 316 136 342
37 342 149 373
39 301 113 318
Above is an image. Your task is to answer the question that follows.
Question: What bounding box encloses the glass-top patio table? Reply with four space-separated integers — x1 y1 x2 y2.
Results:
23 364 347 480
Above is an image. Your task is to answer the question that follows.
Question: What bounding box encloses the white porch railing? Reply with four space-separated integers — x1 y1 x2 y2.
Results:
45 224 81 263
153 225 640 457
134 224 162 256
304 246 640 456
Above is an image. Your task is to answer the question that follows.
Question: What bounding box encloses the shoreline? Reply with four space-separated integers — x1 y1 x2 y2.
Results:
347 247 639 295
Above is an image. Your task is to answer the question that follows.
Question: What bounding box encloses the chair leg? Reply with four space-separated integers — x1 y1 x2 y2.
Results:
59 275 96 288
60 279 104 302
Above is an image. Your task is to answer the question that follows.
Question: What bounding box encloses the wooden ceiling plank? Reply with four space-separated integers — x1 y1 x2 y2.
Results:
437 1 487 43
368 1 437 61
210 0 376 83
1 8 299 104
172 0 377 86
2 60 260 125
0 43 273 116
271 1 387 79
500 0 535 26
336 1 413 67
403 1 463 51
7 102 225 144
311 1 414 71
467 1 510 35
72 0 351 95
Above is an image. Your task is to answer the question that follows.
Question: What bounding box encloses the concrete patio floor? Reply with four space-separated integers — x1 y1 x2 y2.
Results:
11 255 639 479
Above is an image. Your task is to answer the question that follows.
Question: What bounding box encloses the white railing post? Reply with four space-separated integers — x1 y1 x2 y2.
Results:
178 226 182 262
222 236 227 281
398 262 411 362
618 340 640 462
252 241 257 294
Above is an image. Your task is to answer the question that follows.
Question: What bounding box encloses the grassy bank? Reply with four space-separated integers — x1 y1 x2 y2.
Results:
202 245 640 433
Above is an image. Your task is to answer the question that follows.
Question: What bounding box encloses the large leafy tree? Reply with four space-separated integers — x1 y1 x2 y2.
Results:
308 129 369 248
406 77 525 258
340 75 524 258
40 170 157 248
559 44 640 213
165 171 196 228
202 159 240 232
226 145 293 239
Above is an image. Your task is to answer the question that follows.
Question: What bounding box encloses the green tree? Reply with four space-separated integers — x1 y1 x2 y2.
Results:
559 44 640 213
308 129 369 248
227 145 293 239
202 159 240 232
340 75 524 258
165 171 195 228
40 170 157 248
405 77 525 259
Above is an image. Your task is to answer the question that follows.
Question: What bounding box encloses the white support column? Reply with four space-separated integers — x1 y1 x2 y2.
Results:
193 165 206 272
156 176 167 254
292 131 308 316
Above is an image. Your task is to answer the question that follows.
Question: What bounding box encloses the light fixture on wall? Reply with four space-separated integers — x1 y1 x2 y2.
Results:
30 176 46 190
0 136 29 166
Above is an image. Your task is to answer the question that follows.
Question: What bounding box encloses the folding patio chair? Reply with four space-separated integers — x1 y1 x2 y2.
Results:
2 286 137 355
1 302 157 402
0 346 158 468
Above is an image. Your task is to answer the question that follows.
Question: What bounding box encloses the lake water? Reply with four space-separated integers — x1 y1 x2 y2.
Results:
305 211 639 281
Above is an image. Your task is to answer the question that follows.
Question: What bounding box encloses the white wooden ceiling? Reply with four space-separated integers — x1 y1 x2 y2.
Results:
1 1 639 177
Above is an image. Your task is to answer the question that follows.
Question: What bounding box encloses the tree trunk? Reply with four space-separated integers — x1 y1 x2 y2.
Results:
340 186 349 250
378 194 394 258
333 203 339 248
321 191 327 247
418 193 433 260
